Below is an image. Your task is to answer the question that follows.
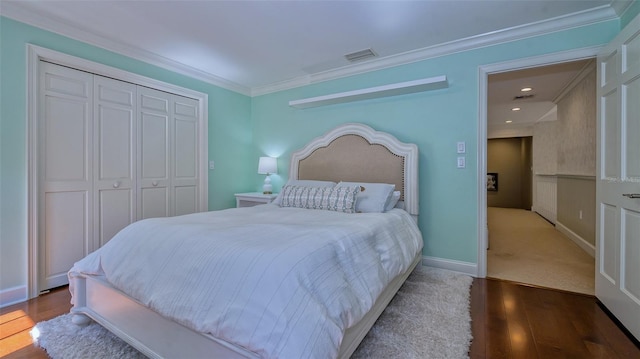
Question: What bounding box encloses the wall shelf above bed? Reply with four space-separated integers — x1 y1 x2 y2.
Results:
289 75 448 109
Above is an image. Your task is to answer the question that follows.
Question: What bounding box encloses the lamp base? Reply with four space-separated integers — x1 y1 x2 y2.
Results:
262 179 273 195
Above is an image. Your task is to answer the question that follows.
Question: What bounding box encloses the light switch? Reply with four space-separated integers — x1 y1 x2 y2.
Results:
457 141 466 154
457 157 465 168
209 161 215 170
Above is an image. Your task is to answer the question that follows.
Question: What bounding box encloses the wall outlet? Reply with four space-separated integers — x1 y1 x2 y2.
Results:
457 157 466 168
457 141 466 154
209 160 215 170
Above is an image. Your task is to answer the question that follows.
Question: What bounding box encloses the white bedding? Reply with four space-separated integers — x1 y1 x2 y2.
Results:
69 204 423 359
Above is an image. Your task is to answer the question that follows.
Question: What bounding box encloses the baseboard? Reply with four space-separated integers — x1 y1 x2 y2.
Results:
422 256 478 277
556 221 595 257
0 285 28 308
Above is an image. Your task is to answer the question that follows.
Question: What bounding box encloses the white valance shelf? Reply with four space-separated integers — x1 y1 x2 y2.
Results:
289 75 448 109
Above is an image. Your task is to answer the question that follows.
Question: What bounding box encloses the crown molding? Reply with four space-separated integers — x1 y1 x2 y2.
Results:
0 2 251 96
251 4 618 96
552 59 596 103
611 0 634 17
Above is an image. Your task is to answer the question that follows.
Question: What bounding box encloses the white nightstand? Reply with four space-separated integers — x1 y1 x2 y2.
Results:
234 192 278 208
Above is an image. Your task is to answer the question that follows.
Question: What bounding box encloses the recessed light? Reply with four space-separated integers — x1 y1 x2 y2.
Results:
521 87 532 92
512 107 521 111
506 120 513 123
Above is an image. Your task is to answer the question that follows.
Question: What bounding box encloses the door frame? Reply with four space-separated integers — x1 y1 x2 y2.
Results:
476 46 602 277
26 44 209 298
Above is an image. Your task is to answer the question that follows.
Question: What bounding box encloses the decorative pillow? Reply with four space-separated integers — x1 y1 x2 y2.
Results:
273 180 336 205
279 185 360 213
336 182 395 213
384 191 401 212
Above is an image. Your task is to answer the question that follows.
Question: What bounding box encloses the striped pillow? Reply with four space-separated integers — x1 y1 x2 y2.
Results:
280 185 360 213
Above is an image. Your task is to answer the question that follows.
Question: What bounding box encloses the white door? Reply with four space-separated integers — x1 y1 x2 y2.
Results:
93 76 137 248
138 86 171 219
38 62 93 291
596 13 640 341
172 94 200 216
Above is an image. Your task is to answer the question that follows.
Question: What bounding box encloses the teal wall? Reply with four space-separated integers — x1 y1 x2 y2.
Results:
251 20 620 264
0 17 252 291
0 11 632 298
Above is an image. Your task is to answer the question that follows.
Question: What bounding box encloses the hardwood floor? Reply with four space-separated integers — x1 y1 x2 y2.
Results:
0 286 71 359
469 279 640 358
1 280 638 359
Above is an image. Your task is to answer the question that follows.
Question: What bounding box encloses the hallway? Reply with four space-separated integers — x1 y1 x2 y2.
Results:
487 207 595 295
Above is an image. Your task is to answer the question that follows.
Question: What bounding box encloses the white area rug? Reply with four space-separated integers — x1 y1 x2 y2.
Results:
32 266 472 359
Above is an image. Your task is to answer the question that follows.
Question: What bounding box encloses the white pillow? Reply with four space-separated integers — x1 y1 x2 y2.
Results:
336 182 395 213
279 185 359 213
384 191 401 212
273 180 336 205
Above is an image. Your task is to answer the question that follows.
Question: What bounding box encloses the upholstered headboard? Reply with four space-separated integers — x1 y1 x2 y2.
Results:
289 123 419 217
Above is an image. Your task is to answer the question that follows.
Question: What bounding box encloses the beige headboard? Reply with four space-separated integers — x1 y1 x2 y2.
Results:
289 123 419 217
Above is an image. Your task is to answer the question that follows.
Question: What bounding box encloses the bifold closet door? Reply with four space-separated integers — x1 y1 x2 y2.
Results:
38 63 137 291
173 95 200 216
137 87 200 219
93 76 137 248
38 62 93 290
38 62 201 291
138 86 171 219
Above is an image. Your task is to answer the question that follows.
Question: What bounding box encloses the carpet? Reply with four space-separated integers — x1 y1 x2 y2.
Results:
31 266 473 359
487 207 595 295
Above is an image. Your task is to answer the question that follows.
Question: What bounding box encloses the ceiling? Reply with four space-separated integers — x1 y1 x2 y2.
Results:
488 59 594 129
1 0 630 97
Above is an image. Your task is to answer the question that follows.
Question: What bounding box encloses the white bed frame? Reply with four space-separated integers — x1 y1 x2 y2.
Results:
70 123 420 358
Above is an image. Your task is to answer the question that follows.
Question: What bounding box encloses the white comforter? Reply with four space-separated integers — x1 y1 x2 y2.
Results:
69 205 423 359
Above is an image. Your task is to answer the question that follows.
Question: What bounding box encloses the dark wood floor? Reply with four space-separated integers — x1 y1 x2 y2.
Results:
1 279 638 359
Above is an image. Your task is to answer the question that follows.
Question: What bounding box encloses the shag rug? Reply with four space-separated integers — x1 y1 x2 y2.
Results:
32 266 473 359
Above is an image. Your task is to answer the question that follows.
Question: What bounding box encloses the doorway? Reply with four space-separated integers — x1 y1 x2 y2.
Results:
477 49 600 292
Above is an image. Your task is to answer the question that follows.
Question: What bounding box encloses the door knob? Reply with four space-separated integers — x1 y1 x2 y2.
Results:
113 182 120 188
622 193 640 199
152 181 158 187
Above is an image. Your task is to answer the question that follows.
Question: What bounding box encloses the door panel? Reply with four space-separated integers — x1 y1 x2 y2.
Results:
602 90 619 178
138 87 170 219
43 191 88 288
98 188 133 247
39 62 93 292
44 96 89 181
141 112 169 179
624 75 640 177
94 76 136 248
175 119 197 178
599 203 617 284
596 13 640 341
174 186 197 216
141 187 170 219
172 95 199 216
622 209 640 301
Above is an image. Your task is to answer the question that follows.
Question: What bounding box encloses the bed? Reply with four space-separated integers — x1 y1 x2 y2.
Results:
68 123 422 359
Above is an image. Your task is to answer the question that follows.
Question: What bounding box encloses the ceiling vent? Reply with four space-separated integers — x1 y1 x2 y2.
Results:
345 48 377 62
513 94 535 100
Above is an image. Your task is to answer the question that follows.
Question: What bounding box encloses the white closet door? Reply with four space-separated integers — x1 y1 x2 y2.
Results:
38 62 93 291
172 95 200 216
93 77 137 248
138 86 171 219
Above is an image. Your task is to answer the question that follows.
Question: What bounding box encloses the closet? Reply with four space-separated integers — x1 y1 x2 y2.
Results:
38 61 202 291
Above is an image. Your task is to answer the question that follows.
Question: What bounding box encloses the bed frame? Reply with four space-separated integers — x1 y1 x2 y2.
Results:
70 123 420 358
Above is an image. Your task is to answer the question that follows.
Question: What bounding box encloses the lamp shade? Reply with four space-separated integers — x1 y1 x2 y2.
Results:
258 157 277 175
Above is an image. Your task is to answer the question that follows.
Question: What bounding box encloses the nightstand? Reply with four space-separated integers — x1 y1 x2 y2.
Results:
234 192 278 208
